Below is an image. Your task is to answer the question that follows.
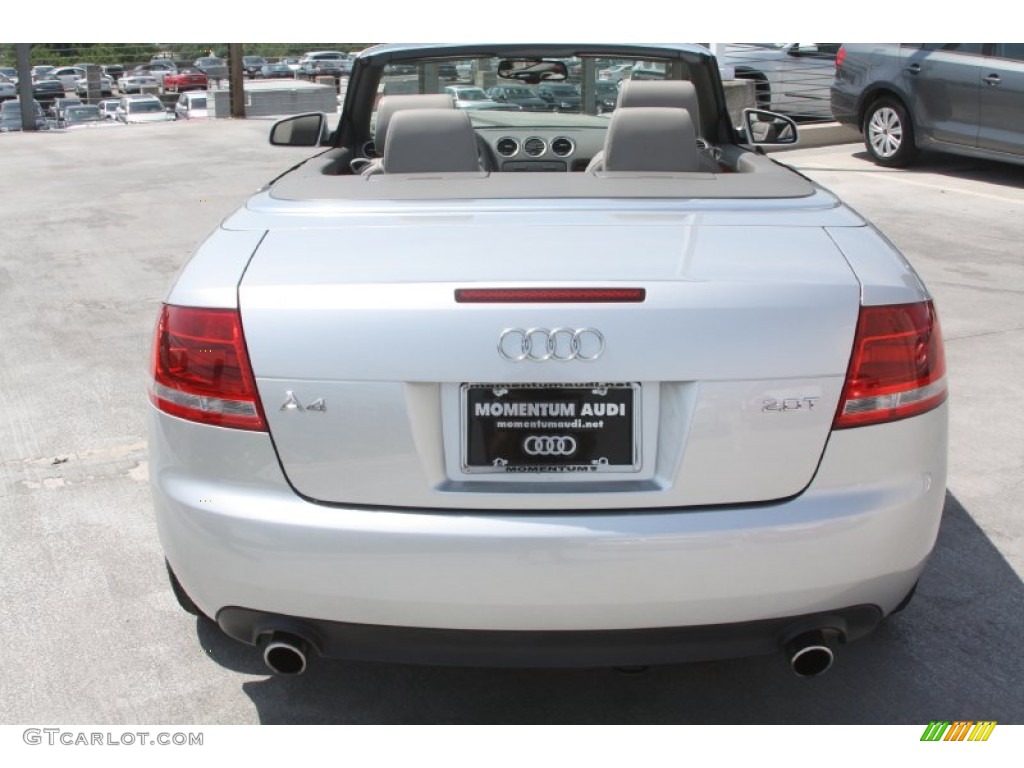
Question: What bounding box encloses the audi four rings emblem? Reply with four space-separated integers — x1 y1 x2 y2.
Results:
498 327 605 362
523 435 578 456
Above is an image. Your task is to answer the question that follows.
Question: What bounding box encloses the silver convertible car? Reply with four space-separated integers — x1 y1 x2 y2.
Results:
149 43 947 677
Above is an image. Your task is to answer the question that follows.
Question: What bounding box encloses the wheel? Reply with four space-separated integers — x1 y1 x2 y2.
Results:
165 559 203 617
863 96 918 167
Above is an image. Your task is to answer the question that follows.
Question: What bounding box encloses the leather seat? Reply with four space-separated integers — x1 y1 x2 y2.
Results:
615 80 703 130
379 109 483 174
590 107 701 174
354 94 456 174
372 93 455 153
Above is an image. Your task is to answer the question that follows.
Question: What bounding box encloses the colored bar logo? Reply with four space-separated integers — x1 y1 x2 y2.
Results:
921 721 997 741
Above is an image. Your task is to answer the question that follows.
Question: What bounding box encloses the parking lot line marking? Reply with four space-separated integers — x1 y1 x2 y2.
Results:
865 172 1024 204
796 165 1024 204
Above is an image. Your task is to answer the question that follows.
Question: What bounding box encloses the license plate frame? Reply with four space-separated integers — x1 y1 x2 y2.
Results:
461 383 641 474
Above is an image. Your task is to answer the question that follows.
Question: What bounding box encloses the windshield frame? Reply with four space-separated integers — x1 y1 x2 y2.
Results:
335 44 720 151
343 43 719 151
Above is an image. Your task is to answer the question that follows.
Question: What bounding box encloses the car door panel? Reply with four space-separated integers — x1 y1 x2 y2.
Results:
977 44 1024 157
775 44 838 118
905 44 983 148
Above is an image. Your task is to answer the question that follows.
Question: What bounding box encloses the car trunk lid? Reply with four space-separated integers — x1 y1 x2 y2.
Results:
239 210 861 510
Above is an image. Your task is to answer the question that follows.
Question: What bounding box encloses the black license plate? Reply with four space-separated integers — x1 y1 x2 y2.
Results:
462 383 639 474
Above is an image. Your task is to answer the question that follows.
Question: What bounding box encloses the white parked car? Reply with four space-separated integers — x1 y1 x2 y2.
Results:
118 72 160 94
116 95 173 123
174 91 208 120
150 43 947 678
97 98 121 120
48 66 86 89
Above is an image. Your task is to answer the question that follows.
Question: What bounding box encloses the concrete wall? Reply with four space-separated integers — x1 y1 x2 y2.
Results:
208 81 337 118
722 79 755 127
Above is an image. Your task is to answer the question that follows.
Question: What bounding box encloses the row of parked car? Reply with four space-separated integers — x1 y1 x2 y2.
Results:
0 91 209 132
0 65 207 109
439 82 622 114
1 50 356 102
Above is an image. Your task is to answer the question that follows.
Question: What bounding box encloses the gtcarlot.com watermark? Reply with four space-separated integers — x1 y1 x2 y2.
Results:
23 729 203 747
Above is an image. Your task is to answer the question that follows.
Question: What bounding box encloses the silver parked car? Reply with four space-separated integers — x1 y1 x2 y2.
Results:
48 66 86 90
443 85 519 111
116 95 174 123
0 73 16 101
56 104 122 130
150 43 947 678
832 43 1024 167
74 74 114 97
715 43 840 120
299 50 352 78
0 99 47 131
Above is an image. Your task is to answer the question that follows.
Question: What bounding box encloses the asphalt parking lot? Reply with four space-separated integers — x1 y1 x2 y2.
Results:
1 120 1021 725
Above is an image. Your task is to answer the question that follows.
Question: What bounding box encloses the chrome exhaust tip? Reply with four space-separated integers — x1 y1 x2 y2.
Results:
785 630 835 678
262 633 309 676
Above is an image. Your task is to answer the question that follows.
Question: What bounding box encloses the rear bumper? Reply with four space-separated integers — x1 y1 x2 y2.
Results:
217 604 883 667
829 87 861 129
150 403 946 643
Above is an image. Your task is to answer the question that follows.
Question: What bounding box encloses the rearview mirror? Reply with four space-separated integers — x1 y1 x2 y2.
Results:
497 59 568 84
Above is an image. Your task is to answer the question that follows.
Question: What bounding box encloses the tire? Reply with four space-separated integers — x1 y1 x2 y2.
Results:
863 96 919 167
165 559 203 617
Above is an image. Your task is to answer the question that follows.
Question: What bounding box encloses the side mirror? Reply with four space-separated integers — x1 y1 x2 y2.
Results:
741 109 799 146
269 112 329 147
787 44 819 57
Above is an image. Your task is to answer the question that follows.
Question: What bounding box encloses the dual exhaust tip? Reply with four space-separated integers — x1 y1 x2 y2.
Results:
259 628 837 678
785 630 836 678
262 633 310 676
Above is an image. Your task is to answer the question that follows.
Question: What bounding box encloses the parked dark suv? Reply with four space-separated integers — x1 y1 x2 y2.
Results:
832 43 1024 167
242 56 267 78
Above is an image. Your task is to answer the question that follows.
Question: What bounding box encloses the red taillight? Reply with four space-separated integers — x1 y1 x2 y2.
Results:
835 45 846 70
149 305 267 431
834 301 946 429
